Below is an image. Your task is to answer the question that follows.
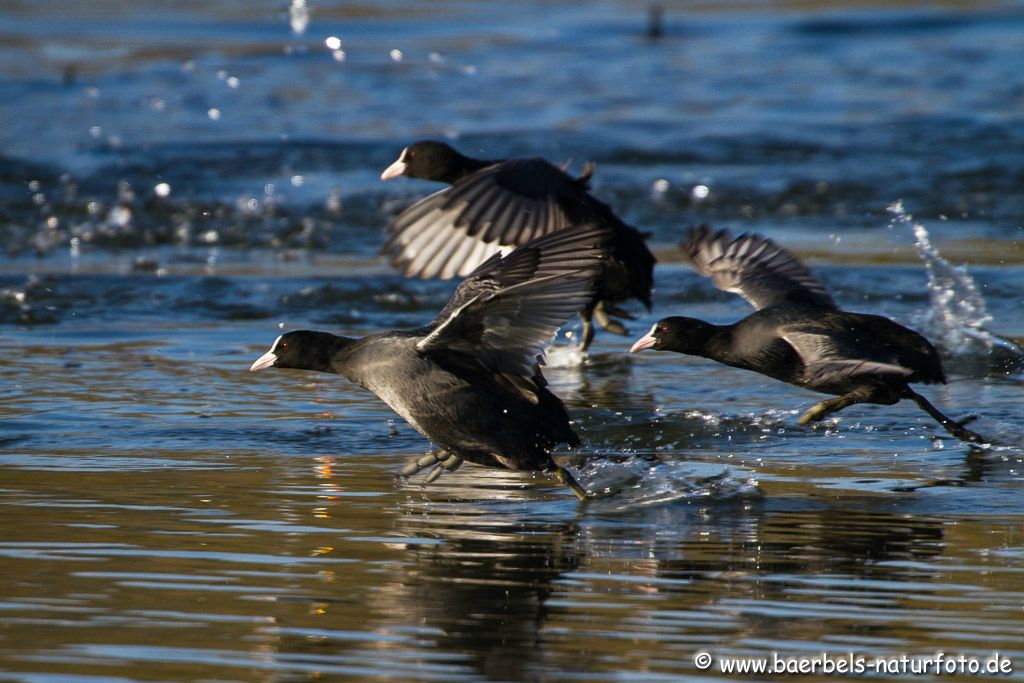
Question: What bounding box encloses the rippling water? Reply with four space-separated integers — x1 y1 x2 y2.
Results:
2 0 1024 680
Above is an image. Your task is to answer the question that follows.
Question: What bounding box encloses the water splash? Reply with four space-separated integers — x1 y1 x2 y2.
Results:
569 455 761 510
888 201 1023 363
544 342 588 369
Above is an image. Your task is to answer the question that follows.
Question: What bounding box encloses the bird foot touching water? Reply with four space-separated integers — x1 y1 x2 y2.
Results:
400 450 464 483
553 466 591 500
904 390 989 445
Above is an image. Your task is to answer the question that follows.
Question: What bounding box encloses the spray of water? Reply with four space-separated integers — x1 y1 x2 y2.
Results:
888 201 1022 360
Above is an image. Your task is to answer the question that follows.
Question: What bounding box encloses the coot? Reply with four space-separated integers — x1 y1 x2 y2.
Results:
629 225 985 443
251 223 612 497
380 140 655 351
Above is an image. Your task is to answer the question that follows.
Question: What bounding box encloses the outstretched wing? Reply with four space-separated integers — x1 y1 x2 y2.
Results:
782 327 921 389
383 158 584 280
680 225 837 311
416 223 610 376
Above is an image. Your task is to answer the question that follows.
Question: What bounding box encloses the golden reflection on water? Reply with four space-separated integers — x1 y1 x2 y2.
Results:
1 302 1023 680
0 427 1022 680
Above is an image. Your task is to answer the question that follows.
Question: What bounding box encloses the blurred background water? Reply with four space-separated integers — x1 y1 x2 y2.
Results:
1 1 1024 681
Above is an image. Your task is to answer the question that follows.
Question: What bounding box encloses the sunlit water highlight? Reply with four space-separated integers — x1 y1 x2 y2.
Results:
1 1 1023 681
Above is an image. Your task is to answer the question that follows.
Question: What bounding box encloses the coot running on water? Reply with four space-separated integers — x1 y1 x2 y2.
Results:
251 223 612 497
380 140 655 352
630 225 986 444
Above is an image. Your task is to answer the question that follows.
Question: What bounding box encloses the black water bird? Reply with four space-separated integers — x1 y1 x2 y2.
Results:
380 140 655 352
629 226 986 444
250 224 612 497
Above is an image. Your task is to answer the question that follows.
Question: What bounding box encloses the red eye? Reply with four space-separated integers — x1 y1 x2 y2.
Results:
658 324 668 333
281 342 289 349
408 151 417 160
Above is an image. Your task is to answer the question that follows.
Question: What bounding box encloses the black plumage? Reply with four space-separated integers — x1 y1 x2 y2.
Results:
251 223 613 496
630 225 985 443
380 140 656 351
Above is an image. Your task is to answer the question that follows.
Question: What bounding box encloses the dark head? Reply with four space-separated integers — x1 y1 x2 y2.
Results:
249 330 349 374
380 140 485 184
629 317 717 355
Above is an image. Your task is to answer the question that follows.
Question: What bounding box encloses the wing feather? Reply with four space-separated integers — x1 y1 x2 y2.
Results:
417 223 611 377
383 158 585 281
681 225 837 310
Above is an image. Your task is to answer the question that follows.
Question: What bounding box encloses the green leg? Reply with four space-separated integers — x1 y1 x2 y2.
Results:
797 392 866 425
579 312 596 353
592 300 628 336
554 466 589 500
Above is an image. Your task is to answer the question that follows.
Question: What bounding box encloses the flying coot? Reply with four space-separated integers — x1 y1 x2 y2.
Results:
379 140 655 352
250 223 612 497
629 225 986 444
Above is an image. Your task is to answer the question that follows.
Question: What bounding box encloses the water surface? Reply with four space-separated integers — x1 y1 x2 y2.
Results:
2 1 1024 680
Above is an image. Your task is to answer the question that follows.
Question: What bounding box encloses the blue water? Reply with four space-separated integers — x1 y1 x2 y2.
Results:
2 1 1024 681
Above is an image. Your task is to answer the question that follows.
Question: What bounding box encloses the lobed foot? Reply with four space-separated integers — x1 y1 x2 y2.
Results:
424 453 464 483
400 450 462 481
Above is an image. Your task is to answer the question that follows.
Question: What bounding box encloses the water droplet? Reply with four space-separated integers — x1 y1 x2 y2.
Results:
389 49 403 62
332 49 346 62
107 206 132 228
154 182 171 198
289 0 309 35
89 126 102 138
691 184 710 200
207 108 221 121
226 76 240 89
326 187 342 214
290 175 304 188
324 36 341 50
652 178 670 195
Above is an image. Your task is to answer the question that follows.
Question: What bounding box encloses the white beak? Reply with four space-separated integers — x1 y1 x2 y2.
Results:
249 350 277 372
380 148 408 180
629 324 660 353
